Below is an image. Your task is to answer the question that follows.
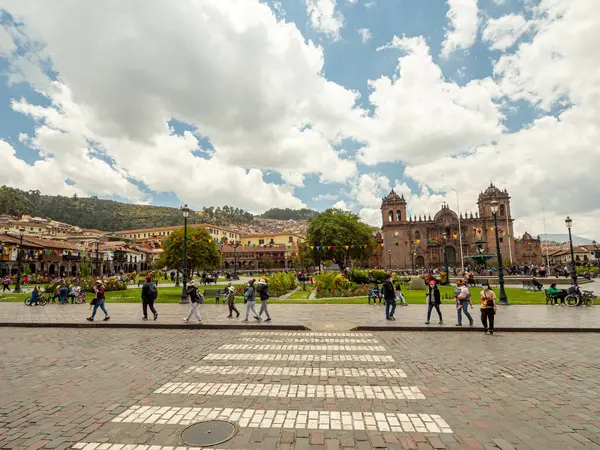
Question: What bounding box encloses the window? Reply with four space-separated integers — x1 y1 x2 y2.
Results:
247 241 251 246
259 239 265 245
144 233 147 238
499 237 503 243
288 236 294 243
269 239 275 245
415 231 421 240
500 204 505 216
445 227 451 237
388 211 394 222
396 210 401 221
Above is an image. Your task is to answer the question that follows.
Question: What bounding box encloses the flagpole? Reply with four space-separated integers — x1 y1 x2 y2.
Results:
505 212 513 265
455 190 465 274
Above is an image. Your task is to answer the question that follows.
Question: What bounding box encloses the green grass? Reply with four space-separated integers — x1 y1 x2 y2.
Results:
289 289 313 299
0 285 549 304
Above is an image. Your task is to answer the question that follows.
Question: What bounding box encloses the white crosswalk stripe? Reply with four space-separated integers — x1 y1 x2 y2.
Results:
240 337 380 343
202 353 394 362
155 382 425 400
239 332 374 337
112 406 453 433
183 365 407 378
219 344 387 352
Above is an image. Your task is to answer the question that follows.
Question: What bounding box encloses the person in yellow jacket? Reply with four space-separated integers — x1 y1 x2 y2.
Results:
480 284 497 335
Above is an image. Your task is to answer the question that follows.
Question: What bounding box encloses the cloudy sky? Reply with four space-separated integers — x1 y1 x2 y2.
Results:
0 0 598 238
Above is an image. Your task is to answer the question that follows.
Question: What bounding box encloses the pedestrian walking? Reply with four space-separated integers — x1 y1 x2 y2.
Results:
2 275 10 292
382 275 396 321
455 280 474 327
480 283 497 334
257 278 272 322
225 282 240 318
141 275 159 320
425 280 443 325
394 282 407 306
183 281 202 323
242 279 260 323
86 280 110 321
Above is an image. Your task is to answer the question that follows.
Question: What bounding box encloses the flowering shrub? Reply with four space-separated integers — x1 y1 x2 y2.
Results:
349 268 369 284
370 269 389 282
315 273 367 298
266 272 297 297
43 276 128 293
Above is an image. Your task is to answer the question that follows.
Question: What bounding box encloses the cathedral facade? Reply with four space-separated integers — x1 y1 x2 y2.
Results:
379 184 543 269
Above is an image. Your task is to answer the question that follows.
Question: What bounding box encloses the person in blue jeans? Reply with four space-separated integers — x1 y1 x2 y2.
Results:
455 281 474 327
58 281 69 304
382 275 396 321
87 280 110 322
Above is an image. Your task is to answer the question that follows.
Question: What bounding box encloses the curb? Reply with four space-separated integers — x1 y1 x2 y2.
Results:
351 326 600 333
0 322 309 330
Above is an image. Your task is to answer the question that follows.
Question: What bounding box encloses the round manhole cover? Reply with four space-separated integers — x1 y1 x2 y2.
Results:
180 420 238 447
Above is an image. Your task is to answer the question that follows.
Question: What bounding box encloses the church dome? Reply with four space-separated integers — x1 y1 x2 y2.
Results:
381 189 405 206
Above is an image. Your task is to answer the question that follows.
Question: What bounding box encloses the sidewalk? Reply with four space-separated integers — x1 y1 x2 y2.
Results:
1 302 599 331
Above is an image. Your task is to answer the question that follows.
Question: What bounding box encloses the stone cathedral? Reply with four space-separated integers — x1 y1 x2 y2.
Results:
379 183 543 269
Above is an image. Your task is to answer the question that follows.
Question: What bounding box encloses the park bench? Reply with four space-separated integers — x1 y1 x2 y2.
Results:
468 278 489 287
297 275 311 283
203 288 225 304
544 289 565 305
200 276 217 285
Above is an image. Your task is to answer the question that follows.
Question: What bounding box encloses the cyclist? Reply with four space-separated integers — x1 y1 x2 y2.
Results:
69 282 82 304
30 285 41 306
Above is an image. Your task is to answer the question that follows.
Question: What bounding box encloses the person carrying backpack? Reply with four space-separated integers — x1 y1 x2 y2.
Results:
425 280 443 325
257 278 271 322
480 284 497 334
141 275 159 321
382 275 396 321
184 281 202 323
242 279 260 322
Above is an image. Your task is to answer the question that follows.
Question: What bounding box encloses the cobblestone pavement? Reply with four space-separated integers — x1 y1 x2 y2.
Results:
1 328 600 450
1 302 600 331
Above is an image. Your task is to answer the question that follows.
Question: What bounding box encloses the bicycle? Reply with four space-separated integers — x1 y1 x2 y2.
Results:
24 294 49 306
565 290 596 307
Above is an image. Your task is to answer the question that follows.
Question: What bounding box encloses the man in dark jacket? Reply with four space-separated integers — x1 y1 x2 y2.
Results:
425 280 443 325
382 275 396 321
141 275 158 321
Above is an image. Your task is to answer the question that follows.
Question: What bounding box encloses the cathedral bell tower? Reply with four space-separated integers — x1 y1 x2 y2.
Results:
381 189 407 226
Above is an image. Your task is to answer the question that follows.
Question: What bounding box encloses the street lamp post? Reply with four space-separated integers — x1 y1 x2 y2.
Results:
565 216 578 286
13 227 25 293
442 232 449 284
233 241 240 278
593 240 599 269
490 200 509 305
388 249 392 272
180 205 190 303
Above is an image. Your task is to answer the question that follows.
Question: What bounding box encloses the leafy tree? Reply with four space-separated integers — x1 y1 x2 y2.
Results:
155 227 221 275
0 185 34 216
307 209 375 271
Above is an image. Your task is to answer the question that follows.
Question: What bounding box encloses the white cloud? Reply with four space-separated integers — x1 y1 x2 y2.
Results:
440 0 479 58
313 193 338 201
357 28 372 43
482 14 529 51
304 0 344 39
0 24 17 56
332 200 350 210
360 36 504 165
0 0 364 210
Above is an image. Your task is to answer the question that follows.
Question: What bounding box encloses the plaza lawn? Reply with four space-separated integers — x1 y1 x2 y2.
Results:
289 289 313 299
0 285 548 304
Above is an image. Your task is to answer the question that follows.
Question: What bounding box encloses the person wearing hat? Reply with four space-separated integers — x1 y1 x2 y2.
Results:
184 281 202 323
425 279 443 325
87 280 110 321
225 281 239 319
141 275 159 320
69 281 82 304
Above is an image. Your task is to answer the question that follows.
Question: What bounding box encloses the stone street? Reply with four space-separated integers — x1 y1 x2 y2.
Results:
1 328 600 449
1 302 600 331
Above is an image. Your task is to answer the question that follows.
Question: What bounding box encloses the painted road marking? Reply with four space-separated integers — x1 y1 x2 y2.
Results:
202 353 394 362
240 337 380 343
239 332 373 337
112 406 452 433
155 382 424 399
183 365 407 378
219 344 386 352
